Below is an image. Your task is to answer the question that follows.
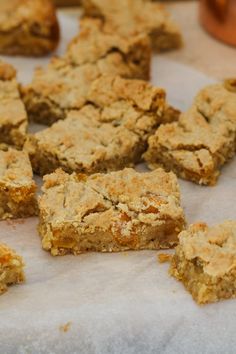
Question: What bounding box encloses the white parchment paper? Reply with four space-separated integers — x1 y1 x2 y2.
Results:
0 13 236 354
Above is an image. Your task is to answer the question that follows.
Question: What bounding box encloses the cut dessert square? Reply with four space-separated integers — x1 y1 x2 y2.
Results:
22 18 151 125
25 75 178 176
81 0 182 52
170 221 236 304
0 0 59 56
0 243 25 294
0 149 38 220
38 167 185 256
144 82 236 185
0 61 28 149
66 18 150 79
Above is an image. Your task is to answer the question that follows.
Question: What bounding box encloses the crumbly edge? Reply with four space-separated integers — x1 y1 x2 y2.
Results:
38 216 184 256
144 132 236 185
25 92 170 176
81 0 182 52
25 134 145 176
22 90 66 125
0 120 27 149
0 248 25 294
0 4 59 56
0 61 16 81
149 24 183 52
121 40 151 81
0 184 38 220
144 146 218 186
22 45 151 125
170 249 236 304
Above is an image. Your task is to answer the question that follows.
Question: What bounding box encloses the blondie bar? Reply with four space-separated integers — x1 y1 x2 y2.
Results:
0 61 28 149
0 0 59 56
0 149 37 220
25 75 178 175
170 221 236 304
66 18 150 79
22 18 151 125
0 243 25 294
82 0 182 52
38 168 185 256
144 82 236 185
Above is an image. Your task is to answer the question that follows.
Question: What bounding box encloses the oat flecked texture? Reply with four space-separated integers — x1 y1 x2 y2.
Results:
24 75 177 176
170 221 236 304
144 82 236 185
0 243 25 294
0 0 59 56
38 168 185 256
0 149 38 220
81 0 183 52
0 61 28 149
22 18 151 125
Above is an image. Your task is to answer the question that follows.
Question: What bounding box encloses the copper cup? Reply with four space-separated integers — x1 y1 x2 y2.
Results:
200 0 236 47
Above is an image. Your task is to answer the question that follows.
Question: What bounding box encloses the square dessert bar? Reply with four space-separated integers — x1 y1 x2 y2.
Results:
38 168 185 256
25 75 179 176
82 0 182 52
0 0 59 56
22 18 151 125
0 243 25 294
170 221 236 304
66 18 150 80
0 61 28 149
144 82 236 185
0 149 37 220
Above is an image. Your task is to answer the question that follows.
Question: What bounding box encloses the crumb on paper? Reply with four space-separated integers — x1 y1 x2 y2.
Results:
158 253 172 263
59 322 72 333
6 219 25 229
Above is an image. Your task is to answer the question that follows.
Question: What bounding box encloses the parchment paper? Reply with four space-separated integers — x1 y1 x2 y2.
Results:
0 13 236 354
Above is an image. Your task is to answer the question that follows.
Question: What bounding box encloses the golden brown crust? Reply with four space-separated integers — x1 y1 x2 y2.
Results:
0 61 28 149
144 82 236 185
0 149 38 220
170 221 236 304
81 0 182 52
38 168 185 256
24 76 172 176
67 18 151 75
22 18 151 125
0 242 25 294
0 61 16 81
0 0 59 56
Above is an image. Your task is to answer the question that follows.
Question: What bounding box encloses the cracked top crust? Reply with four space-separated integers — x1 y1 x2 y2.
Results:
23 52 148 116
40 168 184 234
151 83 236 153
25 76 167 173
0 0 58 35
29 104 142 169
0 149 35 188
145 83 236 179
0 61 27 137
82 0 182 50
22 16 151 123
177 221 236 277
25 76 165 173
87 75 165 112
67 18 150 67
